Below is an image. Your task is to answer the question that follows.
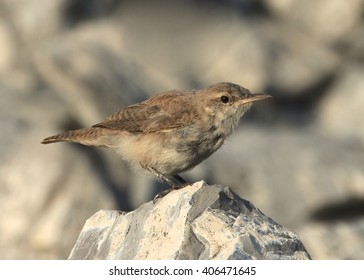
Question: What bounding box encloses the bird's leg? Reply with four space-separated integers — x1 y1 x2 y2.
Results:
173 174 187 184
140 165 190 202
143 165 176 186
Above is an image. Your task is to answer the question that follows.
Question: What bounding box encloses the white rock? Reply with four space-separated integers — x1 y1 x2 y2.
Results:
69 182 310 260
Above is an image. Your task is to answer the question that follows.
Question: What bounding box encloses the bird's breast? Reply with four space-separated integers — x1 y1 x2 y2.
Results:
175 123 225 158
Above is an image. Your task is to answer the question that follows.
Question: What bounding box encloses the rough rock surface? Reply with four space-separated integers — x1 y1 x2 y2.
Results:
69 181 310 260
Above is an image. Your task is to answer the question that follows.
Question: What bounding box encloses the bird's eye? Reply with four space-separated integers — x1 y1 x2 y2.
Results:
220 95 229 103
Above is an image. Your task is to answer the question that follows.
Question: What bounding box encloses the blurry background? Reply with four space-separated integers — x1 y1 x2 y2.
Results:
1 0 364 259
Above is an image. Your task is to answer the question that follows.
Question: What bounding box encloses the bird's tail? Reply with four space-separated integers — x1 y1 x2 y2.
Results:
41 127 114 147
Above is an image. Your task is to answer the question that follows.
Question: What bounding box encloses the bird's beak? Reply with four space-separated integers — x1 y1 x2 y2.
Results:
238 93 272 105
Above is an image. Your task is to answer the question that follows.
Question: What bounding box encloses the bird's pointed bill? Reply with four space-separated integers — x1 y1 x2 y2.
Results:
238 93 272 105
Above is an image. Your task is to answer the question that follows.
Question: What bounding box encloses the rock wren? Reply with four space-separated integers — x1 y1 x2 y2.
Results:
42 82 270 194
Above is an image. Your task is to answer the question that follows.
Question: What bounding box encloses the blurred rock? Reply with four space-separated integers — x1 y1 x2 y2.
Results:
299 218 364 259
1 0 64 43
117 0 268 91
0 78 119 259
0 126 116 259
33 21 132 127
318 65 364 141
0 18 15 73
263 0 364 43
69 182 310 260
343 27 364 61
263 22 340 95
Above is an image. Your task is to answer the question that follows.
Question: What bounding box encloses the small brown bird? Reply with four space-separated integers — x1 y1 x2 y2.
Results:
42 82 270 195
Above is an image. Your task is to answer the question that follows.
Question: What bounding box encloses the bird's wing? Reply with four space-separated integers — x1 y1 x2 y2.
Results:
92 91 197 133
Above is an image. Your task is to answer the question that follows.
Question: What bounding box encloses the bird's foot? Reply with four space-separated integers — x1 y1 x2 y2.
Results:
153 182 190 203
141 165 190 203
